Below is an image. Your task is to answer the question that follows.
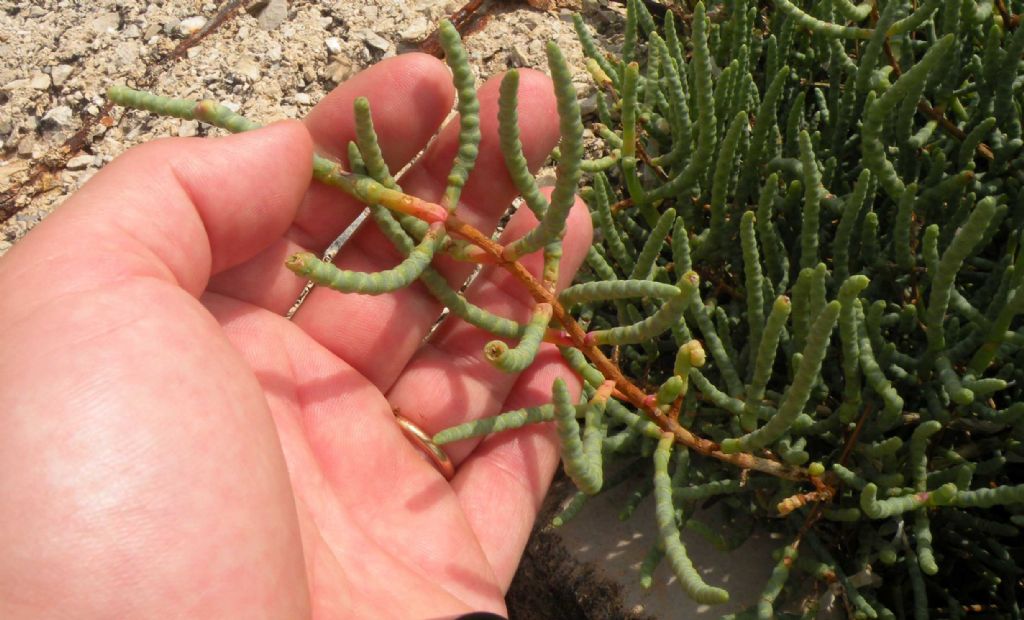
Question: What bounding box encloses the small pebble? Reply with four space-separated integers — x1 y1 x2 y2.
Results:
361 30 391 52
178 16 207 37
177 120 199 137
399 18 428 42
234 57 261 81
3 78 31 90
293 92 311 105
17 135 35 157
113 41 141 67
257 0 289 30
508 44 530 67
327 59 356 84
579 93 598 116
325 37 342 55
30 72 51 90
65 154 95 170
51 65 73 87
90 12 120 34
40 105 74 129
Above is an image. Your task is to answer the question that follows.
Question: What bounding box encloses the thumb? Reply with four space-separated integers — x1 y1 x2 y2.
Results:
0 120 314 304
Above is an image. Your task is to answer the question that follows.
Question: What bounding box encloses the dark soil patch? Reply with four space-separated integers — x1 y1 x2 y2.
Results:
505 476 656 620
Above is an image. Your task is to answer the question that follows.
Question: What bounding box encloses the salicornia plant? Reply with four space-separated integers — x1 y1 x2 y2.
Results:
109 1 1024 616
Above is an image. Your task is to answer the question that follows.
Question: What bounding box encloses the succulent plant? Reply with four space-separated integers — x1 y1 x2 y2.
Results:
109 1 1024 616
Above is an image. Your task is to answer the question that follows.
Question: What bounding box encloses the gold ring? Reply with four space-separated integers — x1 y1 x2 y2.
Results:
394 411 455 481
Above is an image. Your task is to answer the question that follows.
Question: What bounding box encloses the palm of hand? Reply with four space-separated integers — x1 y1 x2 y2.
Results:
0 55 591 618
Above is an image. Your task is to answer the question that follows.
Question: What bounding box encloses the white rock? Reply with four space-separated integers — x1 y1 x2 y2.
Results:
113 41 141 67
293 92 311 105
178 16 207 37
2 78 31 90
17 135 34 157
327 59 356 84
233 57 261 81
361 30 391 52
236 25 250 40
51 64 73 87
267 45 282 63
41 106 74 129
508 44 530 67
579 93 598 116
257 0 289 30
66 154 95 170
30 72 51 90
91 12 120 34
88 123 107 140
177 120 199 137
399 17 428 42
325 36 342 55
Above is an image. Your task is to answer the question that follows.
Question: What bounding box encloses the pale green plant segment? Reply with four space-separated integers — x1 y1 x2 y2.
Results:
653 435 731 605
109 2 1024 615
552 377 605 495
284 225 442 295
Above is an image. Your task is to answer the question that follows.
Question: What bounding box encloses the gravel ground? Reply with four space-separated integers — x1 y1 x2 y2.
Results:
0 0 624 254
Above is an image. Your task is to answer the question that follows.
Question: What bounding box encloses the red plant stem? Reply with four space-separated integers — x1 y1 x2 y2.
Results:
445 214 809 481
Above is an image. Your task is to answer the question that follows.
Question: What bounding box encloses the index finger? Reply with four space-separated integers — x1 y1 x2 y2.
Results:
294 53 456 250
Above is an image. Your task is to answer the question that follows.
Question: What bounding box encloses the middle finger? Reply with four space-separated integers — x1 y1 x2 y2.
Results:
291 68 560 390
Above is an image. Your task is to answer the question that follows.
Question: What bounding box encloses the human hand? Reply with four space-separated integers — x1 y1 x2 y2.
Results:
0 53 592 618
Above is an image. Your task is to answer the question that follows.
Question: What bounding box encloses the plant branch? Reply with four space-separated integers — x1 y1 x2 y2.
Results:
107 86 809 483
446 214 808 481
